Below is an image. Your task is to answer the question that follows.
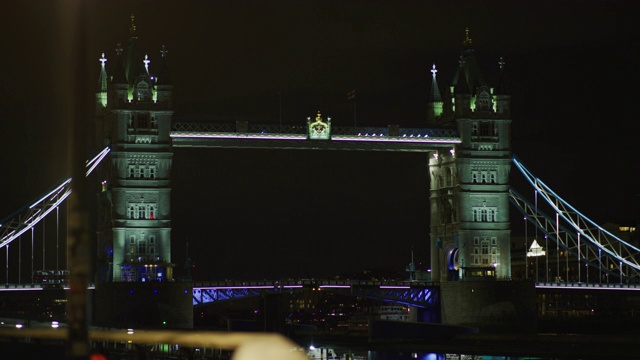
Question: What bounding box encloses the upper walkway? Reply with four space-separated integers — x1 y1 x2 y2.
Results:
170 122 460 151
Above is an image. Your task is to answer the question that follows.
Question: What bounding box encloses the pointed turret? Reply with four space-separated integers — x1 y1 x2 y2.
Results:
155 45 173 107
427 64 444 124
452 28 485 98
96 52 108 114
454 56 471 117
494 56 511 116
111 43 129 106
125 14 147 86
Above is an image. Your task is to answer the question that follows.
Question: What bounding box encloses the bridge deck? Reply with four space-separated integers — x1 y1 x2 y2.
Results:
170 123 460 151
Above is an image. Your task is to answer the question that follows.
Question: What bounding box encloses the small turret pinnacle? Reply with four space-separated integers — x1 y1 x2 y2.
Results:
129 14 136 36
463 27 472 47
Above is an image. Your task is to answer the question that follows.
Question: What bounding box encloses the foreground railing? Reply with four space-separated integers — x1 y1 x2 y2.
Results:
0 327 309 360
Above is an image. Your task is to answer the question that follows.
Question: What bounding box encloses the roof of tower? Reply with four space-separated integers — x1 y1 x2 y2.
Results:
110 43 127 84
124 14 147 86
428 64 443 102
155 45 173 86
452 27 486 95
495 56 510 95
453 58 471 95
97 53 108 92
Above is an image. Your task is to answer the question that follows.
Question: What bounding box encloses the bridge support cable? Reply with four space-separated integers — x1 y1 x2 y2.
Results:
85 146 111 177
511 155 640 281
0 178 72 250
0 146 111 251
510 187 614 280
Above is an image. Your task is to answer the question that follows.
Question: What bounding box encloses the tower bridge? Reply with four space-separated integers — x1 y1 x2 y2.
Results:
1 26 639 331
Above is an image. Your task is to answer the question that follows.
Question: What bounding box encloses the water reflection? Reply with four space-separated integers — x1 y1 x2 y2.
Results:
307 346 552 360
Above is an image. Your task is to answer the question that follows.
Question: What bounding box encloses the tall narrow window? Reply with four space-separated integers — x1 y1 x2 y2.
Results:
138 241 147 256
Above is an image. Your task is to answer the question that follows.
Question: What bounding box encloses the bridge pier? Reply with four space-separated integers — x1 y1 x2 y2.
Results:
439 280 537 333
93 281 193 329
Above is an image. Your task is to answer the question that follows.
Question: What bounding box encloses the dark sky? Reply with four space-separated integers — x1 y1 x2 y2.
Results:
0 0 637 281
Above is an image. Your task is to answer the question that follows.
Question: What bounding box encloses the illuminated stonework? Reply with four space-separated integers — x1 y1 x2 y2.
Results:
95 21 174 283
428 29 512 282
307 111 331 140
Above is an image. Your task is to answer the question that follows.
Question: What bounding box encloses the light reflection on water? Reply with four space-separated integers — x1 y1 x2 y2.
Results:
306 346 553 360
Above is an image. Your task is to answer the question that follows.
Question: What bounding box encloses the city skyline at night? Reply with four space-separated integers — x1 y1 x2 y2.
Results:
0 0 636 281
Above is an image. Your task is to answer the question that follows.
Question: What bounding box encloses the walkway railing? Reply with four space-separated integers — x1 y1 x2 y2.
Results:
0 327 309 360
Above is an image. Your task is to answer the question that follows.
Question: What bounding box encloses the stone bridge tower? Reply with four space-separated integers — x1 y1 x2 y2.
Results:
427 29 512 282
94 15 174 283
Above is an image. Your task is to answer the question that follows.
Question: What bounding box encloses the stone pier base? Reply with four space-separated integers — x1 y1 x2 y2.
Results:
440 280 537 333
93 281 193 329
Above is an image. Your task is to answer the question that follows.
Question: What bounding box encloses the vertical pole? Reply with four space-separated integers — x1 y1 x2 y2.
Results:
353 96 357 127
58 2 90 358
619 240 623 284
279 91 282 127
598 248 602 285
524 217 528 280
5 244 8 284
565 240 569 283
19 236 22 284
556 212 560 280
43 219 46 270
578 233 581 283
57 206 60 270
31 227 34 283
545 235 549 282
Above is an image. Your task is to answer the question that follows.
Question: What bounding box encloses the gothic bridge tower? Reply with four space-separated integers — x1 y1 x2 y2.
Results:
427 28 512 283
94 15 174 284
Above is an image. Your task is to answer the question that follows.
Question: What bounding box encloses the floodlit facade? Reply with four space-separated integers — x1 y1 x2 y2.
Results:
94 15 174 283
427 28 512 282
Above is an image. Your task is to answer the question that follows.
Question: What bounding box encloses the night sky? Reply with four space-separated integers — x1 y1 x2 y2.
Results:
0 1 636 281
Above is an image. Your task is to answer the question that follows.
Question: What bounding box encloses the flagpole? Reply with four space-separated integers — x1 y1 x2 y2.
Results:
354 95 357 127
348 89 357 127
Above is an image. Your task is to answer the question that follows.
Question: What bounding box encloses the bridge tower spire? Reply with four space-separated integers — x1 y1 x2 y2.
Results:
429 28 512 282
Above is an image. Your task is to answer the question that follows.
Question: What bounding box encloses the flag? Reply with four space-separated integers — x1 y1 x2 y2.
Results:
347 89 356 101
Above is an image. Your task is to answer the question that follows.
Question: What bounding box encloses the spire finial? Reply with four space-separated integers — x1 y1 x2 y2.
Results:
430 64 437 77
463 27 472 47
498 56 506 70
130 14 136 36
143 54 150 72
161 45 168 59
115 43 123 56
99 53 107 67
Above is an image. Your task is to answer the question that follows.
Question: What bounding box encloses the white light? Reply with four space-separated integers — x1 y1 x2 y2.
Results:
127 328 134 334
15 324 23 329
51 321 59 329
